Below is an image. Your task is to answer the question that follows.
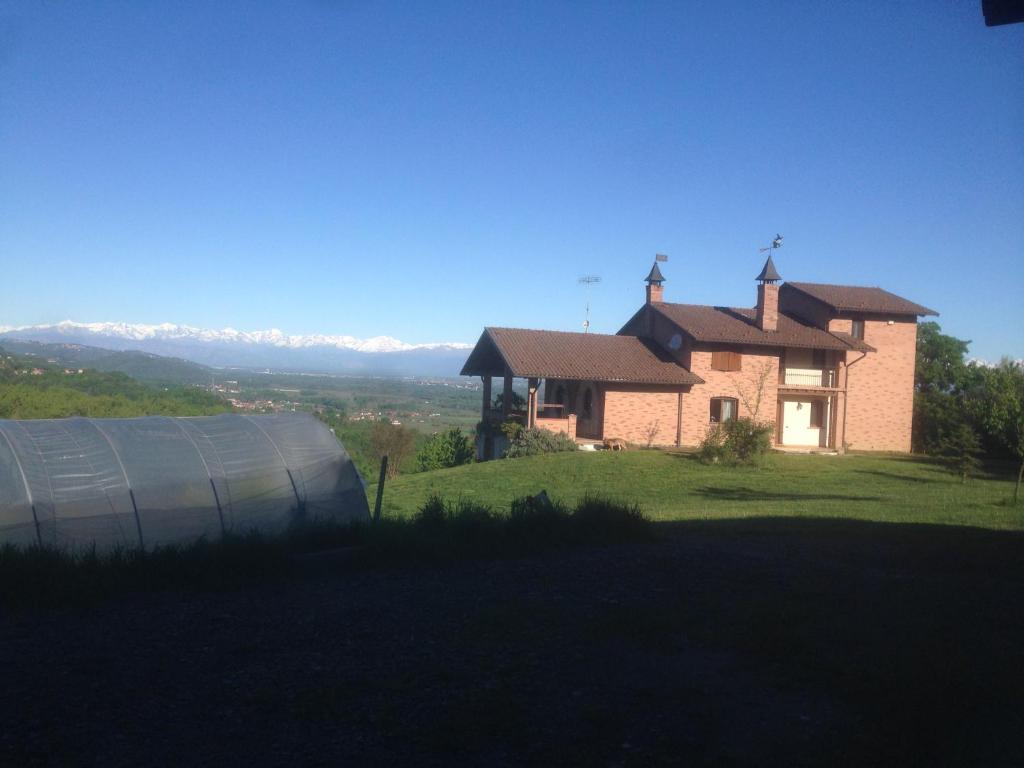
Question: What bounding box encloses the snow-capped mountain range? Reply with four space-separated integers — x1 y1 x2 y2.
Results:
0 321 474 376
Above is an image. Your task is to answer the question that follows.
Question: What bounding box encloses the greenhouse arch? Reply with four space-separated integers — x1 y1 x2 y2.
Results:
0 413 369 550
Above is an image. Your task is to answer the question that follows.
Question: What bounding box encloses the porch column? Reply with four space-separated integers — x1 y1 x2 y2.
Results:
502 370 513 418
835 358 848 452
481 376 492 421
833 392 846 452
527 377 539 429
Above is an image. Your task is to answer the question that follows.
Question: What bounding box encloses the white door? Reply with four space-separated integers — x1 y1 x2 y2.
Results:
782 400 821 446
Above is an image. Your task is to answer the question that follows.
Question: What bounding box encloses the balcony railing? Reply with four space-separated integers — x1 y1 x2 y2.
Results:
782 369 837 387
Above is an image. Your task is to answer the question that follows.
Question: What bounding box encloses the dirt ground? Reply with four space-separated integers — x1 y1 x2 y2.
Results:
2 518 1022 767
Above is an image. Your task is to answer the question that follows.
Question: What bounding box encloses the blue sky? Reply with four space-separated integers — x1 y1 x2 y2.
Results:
1 1 1021 359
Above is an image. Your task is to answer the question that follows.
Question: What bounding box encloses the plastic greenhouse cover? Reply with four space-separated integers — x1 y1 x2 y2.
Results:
0 413 369 551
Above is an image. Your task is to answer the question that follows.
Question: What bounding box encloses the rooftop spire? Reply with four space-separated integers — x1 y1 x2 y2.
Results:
645 262 665 285
755 254 781 284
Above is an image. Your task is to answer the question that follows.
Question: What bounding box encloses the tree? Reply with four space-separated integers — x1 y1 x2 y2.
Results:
938 421 982 484
370 421 418 479
912 322 974 455
416 428 475 472
965 360 1024 503
916 321 971 394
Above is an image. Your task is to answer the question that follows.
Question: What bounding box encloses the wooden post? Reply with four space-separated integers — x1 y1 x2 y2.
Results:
502 371 513 418
676 392 683 447
481 376 492 420
373 455 388 522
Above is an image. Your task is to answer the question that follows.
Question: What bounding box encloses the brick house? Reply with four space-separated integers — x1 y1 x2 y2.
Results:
461 257 935 456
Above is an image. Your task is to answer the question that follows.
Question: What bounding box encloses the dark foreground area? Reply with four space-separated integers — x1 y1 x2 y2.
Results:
2 518 1023 766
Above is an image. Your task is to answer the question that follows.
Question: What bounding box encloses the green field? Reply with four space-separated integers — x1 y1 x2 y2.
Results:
375 450 1024 530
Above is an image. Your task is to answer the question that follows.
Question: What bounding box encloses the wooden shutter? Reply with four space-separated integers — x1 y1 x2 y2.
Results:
711 350 742 372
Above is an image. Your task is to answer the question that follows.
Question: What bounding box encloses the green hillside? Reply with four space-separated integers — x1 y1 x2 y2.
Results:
375 450 1023 530
0 347 229 418
0 339 213 385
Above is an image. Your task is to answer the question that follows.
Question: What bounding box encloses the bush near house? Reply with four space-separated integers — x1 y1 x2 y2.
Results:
698 417 773 465
505 427 579 458
416 428 475 472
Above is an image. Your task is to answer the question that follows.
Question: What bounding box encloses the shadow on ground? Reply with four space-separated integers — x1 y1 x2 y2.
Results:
1 517 1022 766
693 486 883 502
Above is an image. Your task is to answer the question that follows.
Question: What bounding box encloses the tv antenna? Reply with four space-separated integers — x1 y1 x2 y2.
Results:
578 275 602 333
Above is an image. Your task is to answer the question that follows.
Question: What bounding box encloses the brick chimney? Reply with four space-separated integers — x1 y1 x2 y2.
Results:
754 254 781 331
644 261 665 304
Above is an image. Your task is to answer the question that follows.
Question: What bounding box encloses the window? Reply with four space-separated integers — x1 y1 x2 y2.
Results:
812 349 826 368
555 385 566 406
710 397 738 423
851 320 865 340
711 350 742 372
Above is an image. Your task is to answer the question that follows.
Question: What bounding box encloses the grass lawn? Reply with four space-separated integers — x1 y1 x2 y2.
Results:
374 450 1024 529
4 451 1023 764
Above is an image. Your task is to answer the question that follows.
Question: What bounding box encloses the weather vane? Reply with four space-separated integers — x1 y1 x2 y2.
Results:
759 234 783 253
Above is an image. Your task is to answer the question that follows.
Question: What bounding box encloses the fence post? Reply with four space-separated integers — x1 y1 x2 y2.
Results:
373 455 388 522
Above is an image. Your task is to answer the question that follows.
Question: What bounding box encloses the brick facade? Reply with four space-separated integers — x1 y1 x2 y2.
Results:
535 315 918 452
839 318 918 452
682 346 781 446
602 386 684 446
756 283 779 331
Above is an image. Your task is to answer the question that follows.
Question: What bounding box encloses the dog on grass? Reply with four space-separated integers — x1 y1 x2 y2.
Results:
603 437 628 452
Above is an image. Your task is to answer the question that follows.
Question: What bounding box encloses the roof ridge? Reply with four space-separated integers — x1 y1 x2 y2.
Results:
787 280 884 290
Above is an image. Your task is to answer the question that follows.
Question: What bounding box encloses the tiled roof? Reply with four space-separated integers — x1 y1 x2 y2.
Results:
650 303 870 351
460 327 704 386
784 282 937 316
829 331 875 353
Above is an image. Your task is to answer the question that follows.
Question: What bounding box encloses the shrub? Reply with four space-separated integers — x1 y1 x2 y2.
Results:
474 418 523 441
504 427 579 458
416 428 475 472
500 420 524 441
699 417 773 465
937 421 982 483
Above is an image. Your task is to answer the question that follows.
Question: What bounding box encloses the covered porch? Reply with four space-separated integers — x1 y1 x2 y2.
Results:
775 390 844 450
460 327 703 459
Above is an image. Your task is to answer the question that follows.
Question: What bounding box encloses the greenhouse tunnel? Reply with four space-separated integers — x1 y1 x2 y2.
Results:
0 413 369 550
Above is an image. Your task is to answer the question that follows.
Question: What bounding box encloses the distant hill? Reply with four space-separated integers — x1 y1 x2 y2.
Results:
0 321 473 377
0 346 229 419
0 339 214 386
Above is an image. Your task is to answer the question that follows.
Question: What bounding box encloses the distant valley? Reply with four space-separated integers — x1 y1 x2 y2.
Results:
0 321 473 378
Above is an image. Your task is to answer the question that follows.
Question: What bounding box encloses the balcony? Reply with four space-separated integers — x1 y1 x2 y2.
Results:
782 368 838 388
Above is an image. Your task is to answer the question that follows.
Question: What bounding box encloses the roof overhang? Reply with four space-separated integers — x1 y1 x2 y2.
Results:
461 327 703 386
